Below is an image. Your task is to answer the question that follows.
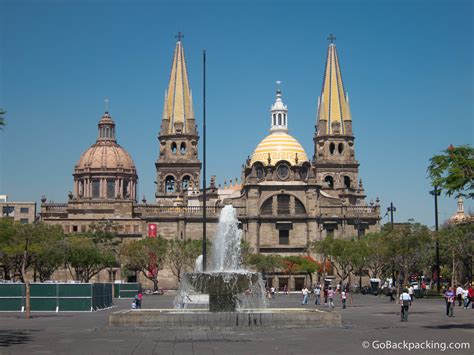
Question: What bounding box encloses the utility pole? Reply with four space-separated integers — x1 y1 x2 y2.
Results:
429 185 441 291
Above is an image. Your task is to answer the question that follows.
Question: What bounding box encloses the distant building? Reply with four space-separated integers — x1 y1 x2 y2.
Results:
41 37 380 289
448 197 473 225
0 195 36 224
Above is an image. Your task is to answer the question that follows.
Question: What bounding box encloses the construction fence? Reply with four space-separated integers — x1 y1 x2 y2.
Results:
0 283 113 312
113 283 141 299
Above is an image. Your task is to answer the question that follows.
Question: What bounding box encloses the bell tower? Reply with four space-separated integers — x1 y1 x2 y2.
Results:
155 34 201 204
313 35 365 204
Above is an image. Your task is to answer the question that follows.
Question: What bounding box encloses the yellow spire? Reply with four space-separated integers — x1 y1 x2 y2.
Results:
318 41 351 135
163 37 194 134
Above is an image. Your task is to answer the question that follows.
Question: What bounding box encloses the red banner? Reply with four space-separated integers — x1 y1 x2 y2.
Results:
147 223 157 238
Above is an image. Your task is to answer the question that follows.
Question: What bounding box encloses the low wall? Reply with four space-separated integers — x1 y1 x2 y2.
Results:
109 308 342 329
0 283 113 312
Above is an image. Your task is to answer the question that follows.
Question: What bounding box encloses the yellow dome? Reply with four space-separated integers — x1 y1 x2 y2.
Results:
250 132 309 166
75 142 136 172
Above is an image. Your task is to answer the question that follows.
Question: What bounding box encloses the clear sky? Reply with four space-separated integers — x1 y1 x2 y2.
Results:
0 0 472 227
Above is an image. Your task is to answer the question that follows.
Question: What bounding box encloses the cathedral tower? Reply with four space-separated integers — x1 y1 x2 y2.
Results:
155 35 201 204
313 37 365 204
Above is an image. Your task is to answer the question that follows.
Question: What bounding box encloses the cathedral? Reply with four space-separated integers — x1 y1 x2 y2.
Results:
40 36 380 289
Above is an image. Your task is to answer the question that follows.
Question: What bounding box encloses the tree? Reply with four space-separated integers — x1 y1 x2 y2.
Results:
438 223 473 286
247 253 283 286
167 239 201 282
0 108 5 129
0 218 16 279
385 223 433 290
121 237 168 291
66 235 116 282
32 224 65 281
282 255 302 282
298 256 322 286
313 237 357 283
363 232 391 279
427 144 474 198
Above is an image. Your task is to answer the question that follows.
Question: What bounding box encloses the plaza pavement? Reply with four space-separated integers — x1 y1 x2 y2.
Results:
0 293 472 355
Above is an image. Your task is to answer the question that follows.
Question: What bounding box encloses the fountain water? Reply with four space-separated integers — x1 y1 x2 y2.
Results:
175 205 267 312
110 206 341 328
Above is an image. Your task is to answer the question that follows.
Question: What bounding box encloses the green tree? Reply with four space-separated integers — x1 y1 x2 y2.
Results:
167 239 201 282
282 255 302 282
247 253 283 286
32 224 65 281
427 144 474 198
66 235 116 282
121 237 168 291
0 218 16 279
438 223 473 286
363 232 391 279
297 256 321 286
313 237 357 283
0 108 5 129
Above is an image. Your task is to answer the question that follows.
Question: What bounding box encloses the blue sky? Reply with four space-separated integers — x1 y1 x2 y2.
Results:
0 0 472 227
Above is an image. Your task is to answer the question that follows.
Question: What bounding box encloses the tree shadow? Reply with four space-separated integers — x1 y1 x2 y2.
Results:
0 330 38 347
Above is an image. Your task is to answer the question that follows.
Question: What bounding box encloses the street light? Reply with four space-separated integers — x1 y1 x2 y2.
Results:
429 185 441 292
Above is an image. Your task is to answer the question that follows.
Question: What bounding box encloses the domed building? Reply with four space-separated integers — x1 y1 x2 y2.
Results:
73 111 138 201
41 36 380 289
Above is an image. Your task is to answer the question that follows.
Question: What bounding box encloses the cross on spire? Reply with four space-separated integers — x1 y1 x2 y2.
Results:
104 98 109 113
175 32 184 42
327 33 336 44
276 80 282 93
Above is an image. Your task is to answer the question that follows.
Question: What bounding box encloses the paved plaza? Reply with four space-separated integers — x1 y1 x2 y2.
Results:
0 293 472 355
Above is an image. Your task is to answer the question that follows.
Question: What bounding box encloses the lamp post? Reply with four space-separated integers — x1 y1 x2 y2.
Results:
202 49 207 271
429 185 441 292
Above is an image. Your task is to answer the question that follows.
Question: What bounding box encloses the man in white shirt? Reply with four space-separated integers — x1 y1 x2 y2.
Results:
400 289 411 322
314 284 321 305
301 287 309 305
456 285 464 307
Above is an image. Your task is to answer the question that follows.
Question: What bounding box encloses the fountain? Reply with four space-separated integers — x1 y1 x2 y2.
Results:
175 205 266 312
109 205 341 328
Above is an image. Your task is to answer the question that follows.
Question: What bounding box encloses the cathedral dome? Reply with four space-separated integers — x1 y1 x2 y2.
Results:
75 142 136 172
250 131 309 166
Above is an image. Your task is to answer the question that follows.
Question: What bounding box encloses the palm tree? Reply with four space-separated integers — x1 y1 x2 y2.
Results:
0 108 5 129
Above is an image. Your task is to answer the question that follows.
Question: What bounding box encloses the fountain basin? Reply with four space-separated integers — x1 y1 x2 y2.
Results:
109 308 342 329
183 271 261 312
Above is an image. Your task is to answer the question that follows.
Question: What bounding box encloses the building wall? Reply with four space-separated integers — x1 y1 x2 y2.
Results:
0 201 36 223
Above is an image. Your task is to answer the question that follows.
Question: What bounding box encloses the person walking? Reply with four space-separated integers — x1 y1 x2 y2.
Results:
444 286 455 317
462 288 469 309
341 288 347 309
456 285 464 307
301 286 309 305
389 286 396 302
323 287 328 305
283 284 288 296
327 286 335 309
399 289 411 322
314 284 321 305
137 291 143 309
467 285 474 309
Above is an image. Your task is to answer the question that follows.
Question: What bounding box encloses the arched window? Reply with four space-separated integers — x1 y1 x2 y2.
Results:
344 176 351 189
165 176 175 193
181 175 191 191
324 176 334 189
284 114 287 126
338 143 344 154
278 113 282 125
180 142 186 154
260 198 273 215
171 142 177 154
273 114 276 126
329 143 335 155
295 198 306 215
